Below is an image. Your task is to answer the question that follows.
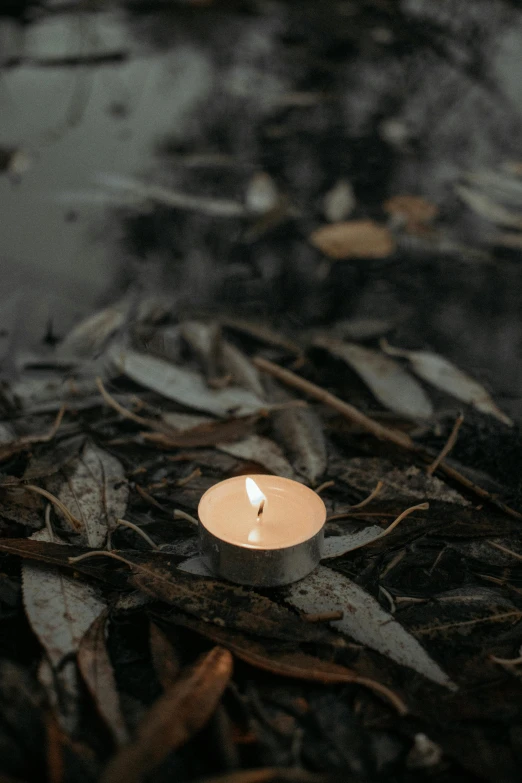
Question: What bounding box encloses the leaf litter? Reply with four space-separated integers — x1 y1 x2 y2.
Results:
0 298 521 782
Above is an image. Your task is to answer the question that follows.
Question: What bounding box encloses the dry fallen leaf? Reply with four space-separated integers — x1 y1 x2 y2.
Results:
272 402 327 484
114 349 266 418
323 179 355 222
383 195 438 232
285 566 456 690
46 441 129 547
381 342 513 426
309 219 395 259
217 434 296 478
78 609 129 746
315 337 433 419
149 622 182 689
100 647 233 783
22 530 107 667
58 299 130 358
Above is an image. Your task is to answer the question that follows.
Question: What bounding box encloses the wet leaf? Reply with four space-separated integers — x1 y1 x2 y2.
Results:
114 349 266 417
217 435 296 478
78 609 129 746
381 343 512 425
22 530 107 667
309 219 395 259
340 458 469 505
46 441 128 547
100 647 233 783
272 403 327 484
323 179 355 223
149 622 181 689
315 337 433 419
285 566 456 690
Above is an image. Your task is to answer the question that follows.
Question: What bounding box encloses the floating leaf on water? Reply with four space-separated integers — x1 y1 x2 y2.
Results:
46 441 128 547
78 609 129 746
272 403 327 484
323 179 355 223
383 195 438 231
114 349 266 418
341 458 469 505
100 647 233 783
22 530 107 667
381 342 513 426
245 172 279 214
285 566 456 690
217 435 296 478
309 219 395 259
314 337 433 420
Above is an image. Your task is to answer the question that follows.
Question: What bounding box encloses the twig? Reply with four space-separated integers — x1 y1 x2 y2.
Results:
314 480 334 495
347 502 429 554
326 482 384 522
302 611 344 623
4 52 128 69
176 467 202 487
96 377 152 428
253 357 414 450
427 414 464 475
69 550 131 566
174 509 199 526
135 484 168 512
116 519 159 551
23 484 82 531
489 653 522 666
487 540 522 562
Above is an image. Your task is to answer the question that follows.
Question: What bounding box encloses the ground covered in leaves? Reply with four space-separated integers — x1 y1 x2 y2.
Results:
1 305 522 783
3 2 522 782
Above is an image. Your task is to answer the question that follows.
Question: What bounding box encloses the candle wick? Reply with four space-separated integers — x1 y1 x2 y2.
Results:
257 499 265 523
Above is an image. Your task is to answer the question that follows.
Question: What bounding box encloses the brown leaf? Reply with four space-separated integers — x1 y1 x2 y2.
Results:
271 403 327 484
144 414 259 448
154 615 407 714
309 219 395 259
100 647 233 783
383 195 438 231
188 768 329 783
149 621 181 689
77 609 129 746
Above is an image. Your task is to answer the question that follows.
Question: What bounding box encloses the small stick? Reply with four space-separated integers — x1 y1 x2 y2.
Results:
174 509 199 526
427 413 464 475
370 502 429 543
69 550 131 566
253 357 414 451
326 481 384 522
23 484 82 530
176 467 202 487
116 519 159 550
96 377 152 427
135 484 168 512
489 653 522 666
302 610 344 623
314 480 335 495
487 540 522 562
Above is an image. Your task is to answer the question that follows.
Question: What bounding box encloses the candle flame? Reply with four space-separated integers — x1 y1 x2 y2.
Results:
246 478 267 544
245 477 266 508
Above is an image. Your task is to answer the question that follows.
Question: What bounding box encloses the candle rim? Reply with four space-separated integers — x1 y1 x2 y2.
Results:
198 474 326 550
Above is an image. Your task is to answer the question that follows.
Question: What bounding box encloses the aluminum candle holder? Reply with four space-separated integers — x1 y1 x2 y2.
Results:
198 475 326 587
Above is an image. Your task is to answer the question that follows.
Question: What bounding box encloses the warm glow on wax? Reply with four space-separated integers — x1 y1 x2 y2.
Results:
198 475 326 550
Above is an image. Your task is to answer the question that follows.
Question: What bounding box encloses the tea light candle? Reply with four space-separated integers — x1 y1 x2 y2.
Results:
198 475 326 586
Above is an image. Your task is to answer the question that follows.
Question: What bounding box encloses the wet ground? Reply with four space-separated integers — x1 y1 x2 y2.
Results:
1 0 522 415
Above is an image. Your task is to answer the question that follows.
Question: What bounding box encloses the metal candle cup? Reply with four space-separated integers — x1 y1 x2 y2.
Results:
198 475 326 587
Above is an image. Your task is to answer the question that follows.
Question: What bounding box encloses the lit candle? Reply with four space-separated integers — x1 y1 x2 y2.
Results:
198 475 326 586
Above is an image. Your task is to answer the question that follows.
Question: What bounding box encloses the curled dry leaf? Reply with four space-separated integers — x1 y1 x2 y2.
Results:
58 298 130 358
272 403 327 484
22 530 107 667
315 337 433 419
381 342 513 426
78 609 129 746
114 349 265 418
46 441 128 547
220 340 266 398
151 411 259 448
309 219 395 259
100 647 233 783
217 435 296 478
285 566 456 690
455 184 522 228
